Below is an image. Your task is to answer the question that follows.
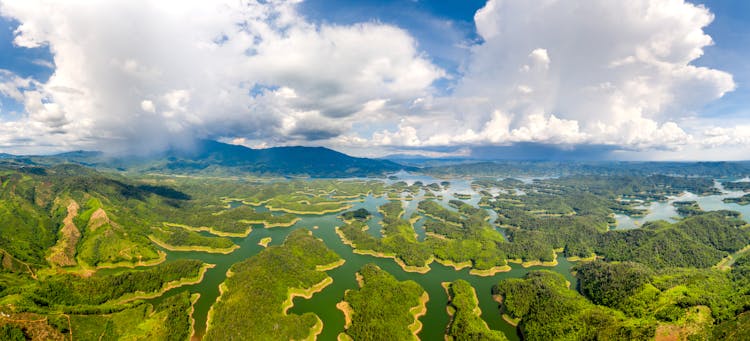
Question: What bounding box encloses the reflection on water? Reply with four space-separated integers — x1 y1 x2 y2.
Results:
614 180 750 229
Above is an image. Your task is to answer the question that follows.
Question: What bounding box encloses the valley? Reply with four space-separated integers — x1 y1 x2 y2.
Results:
1 162 750 340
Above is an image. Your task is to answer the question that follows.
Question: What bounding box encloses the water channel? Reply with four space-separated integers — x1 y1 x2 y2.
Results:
146 175 750 340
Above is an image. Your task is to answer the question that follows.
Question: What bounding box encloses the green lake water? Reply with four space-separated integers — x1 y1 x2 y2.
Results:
144 179 572 340
146 176 749 340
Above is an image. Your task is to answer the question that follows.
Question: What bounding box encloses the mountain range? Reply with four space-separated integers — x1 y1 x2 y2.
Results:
5 140 409 178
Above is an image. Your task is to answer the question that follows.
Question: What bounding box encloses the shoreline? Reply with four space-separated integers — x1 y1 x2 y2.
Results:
434 258 472 271
188 293 201 341
239 217 301 228
442 282 456 335
425 231 448 240
302 316 324 341
148 235 239 254
408 292 430 338
316 258 346 271
507 253 559 268
502 314 520 327
258 237 272 248
281 276 335 314
266 204 352 215
567 254 597 262
336 227 432 274
164 222 251 238
493 294 520 327
117 263 215 304
419 210 462 227
442 282 492 331
394 257 432 274
336 300 353 330
204 269 233 336
93 250 168 270
469 265 512 276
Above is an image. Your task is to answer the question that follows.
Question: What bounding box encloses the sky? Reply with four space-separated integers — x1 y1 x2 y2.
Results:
0 0 748 160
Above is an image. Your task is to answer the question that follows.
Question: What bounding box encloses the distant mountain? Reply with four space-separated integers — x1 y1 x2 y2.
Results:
149 140 410 177
423 160 750 178
10 140 410 178
381 154 477 168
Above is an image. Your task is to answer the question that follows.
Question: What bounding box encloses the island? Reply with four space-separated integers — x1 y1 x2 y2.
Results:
337 264 427 340
204 229 343 340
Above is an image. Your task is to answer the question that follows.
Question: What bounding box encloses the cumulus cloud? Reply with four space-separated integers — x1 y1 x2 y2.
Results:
371 0 736 152
0 0 443 154
701 126 750 147
0 70 36 102
0 0 743 158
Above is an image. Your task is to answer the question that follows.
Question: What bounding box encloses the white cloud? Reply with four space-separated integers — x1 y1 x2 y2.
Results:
0 0 744 159
527 48 550 70
140 100 155 113
0 0 443 153
0 70 35 102
701 126 750 147
367 0 736 155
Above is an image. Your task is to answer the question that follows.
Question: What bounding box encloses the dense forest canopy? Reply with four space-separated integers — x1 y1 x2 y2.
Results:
1 161 750 339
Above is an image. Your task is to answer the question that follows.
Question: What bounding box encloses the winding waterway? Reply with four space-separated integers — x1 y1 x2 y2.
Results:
146 175 750 340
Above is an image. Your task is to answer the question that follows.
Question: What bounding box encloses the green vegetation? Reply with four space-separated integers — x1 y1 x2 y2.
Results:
575 261 652 310
4 160 750 340
160 206 297 236
494 271 655 340
230 180 386 214
425 182 441 192
480 172 750 265
713 311 750 340
341 208 371 222
69 291 194 341
0 172 58 264
453 193 472 200
205 229 341 340
423 200 508 272
596 212 749 269
31 259 204 308
150 224 236 252
723 180 750 192
0 165 191 269
489 180 619 260
0 324 26 341
724 193 750 205
340 264 427 340
674 200 703 216
445 280 507 341
338 201 432 271
340 198 510 273
75 200 160 267
425 161 749 179
419 200 462 224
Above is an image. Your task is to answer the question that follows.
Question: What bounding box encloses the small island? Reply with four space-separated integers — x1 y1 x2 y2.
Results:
674 200 704 216
257 237 272 248
338 264 428 340
204 229 342 341
723 193 750 205
444 280 507 340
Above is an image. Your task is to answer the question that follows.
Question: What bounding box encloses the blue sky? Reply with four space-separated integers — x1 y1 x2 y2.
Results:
0 0 748 159
692 1 750 122
303 0 750 122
